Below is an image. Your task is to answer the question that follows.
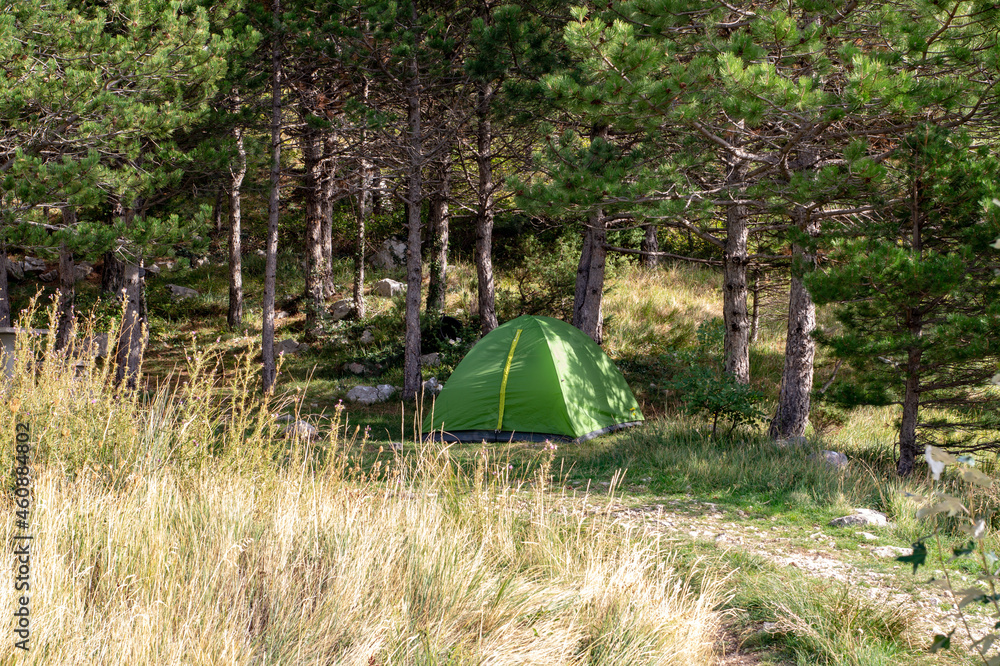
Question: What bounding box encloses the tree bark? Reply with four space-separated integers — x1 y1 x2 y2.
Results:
228 124 246 329
641 223 659 268
572 124 609 344
723 158 750 384
897 339 922 476
102 250 125 296
354 79 371 320
426 155 450 314
55 207 77 351
114 259 144 390
321 135 336 299
212 186 225 238
401 26 424 401
302 126 326 339
749 273 760 345
262 0 282 394
769 208 819 440
0 241 10 328
475 80 498 335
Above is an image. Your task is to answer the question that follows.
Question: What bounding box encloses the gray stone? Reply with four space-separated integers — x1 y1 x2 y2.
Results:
873 546 911 558
373 278 405 297
375 384 397 400
347 385 379 404
360 329 374 344
39 270 57 282
144 263 161 276
192 256 209 268
422 376 444 396
282 419 318 441
776 436 809 449
812 450 849 470
829 508 890 528
166 284 199 300
22 256 46 273
346 362 367 375
420 352 441 367
74 262 93 281
274 339 308 356
274 310 289 320
6 259 22 281
330 299 354 321
372 238 407 269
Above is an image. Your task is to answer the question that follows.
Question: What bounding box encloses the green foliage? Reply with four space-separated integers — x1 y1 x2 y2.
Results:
664 319 766 438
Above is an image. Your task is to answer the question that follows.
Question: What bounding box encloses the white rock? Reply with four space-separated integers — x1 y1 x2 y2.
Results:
282 419 318 441
420 352 441 367
6 259 22 281
360 329 375 344
346 362 366 375
873 546 912 558
812 450 849 470
75 262 93 281
274 339 307 356
166 284 199 300
144 264 161 276
859 532 879 541
422 376 443 395
22 256 46 273
829 508 890 528
375 384 397 400
373 278 405 297
330 299 354 321
372 238 407 269
192 256 209 268
274 310 289 320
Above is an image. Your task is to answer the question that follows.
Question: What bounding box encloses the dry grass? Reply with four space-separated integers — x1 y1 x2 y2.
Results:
0 306 724 665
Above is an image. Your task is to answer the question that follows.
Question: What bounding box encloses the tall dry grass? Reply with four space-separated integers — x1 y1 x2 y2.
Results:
0 305 723 665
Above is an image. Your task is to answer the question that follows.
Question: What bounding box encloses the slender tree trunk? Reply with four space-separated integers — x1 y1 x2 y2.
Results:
897 340 922 476
321 136 336 299
115 259 144 390
55 207 77 351
212 186 225 238
302 127 325 339
723 158 750 383
0 241 10 328
354 78 372 320
262 0 282 394
228 124 246 329
572 124 609 344
898 177 925 476
401 16 424 402
475 80 498 335
641 223 659 268
769 208 819 440
749 273 760 345
426 156 450 314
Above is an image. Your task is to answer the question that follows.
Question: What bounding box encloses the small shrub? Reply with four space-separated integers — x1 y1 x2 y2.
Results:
663 318 766 437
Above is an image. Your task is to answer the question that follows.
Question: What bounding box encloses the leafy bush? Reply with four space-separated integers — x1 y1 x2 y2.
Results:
664 318 766 437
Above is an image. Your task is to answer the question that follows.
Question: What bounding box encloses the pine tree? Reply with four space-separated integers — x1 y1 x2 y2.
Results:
808 128 1000 475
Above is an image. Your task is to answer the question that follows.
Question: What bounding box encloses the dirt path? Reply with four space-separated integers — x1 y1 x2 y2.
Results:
553 491 991 664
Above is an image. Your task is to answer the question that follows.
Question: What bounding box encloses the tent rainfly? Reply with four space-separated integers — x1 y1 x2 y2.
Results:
423 315 644 442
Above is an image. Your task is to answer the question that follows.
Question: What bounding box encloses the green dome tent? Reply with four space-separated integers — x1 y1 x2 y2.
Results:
424 315 644 442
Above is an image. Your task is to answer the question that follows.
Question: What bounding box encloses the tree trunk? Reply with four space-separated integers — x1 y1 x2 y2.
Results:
641 223 659 268
102 250 125 296
401 38 424 401
426 156 450 314
321 136 336 299
262 0 282 394
572 124 609 344
302 126 325 339
0 241 10 328
475 80 498 336
723 159 750 384
212 186 225 238
897 341 922 476
228 124 246 329
749 273 760 345
114 260 144 390
55 207 77 351
769 208 819 441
